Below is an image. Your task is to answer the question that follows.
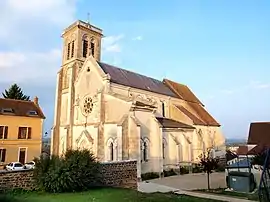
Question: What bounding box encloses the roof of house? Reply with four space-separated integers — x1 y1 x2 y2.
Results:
0 98 45 119
163 79 203 105
236 146 249 155
98 61 177 98
188 102 220 127
175 105 206 125
97 61 220 127
156 117 195 129
247 122 270 147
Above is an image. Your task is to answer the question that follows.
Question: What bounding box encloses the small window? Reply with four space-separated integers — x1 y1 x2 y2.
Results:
0 126 8 139
2 108 14 113
28 110 38 116
67 42 71 60
14 163 23 167
90 41 95 56
110 142 114 161
83 40 88 57
161 102 165 117
18 127 32 139
0 149 6 162
71 41 75 58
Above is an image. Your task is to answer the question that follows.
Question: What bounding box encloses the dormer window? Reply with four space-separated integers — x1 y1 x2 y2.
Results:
2 108 14 114
28 110 38 116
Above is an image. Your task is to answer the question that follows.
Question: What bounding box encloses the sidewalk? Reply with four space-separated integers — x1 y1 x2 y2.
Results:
138 181 257 202
181 191 257 202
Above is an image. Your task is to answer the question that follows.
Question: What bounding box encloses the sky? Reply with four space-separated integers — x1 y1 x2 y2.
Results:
0 0 269 139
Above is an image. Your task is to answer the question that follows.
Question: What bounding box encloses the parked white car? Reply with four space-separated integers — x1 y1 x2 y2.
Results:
23 161 35 169
5 162 24 171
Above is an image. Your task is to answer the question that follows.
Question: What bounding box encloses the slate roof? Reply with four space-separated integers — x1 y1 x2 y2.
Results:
247 122 270 147
97 61 220 127
156 117 195 129
0 98 45 119
98 62 177 97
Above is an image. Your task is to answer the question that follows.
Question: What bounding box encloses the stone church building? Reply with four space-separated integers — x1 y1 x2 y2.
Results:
51 20 225 178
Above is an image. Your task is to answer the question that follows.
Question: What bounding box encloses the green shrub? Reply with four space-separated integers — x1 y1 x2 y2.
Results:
141 172 160 181
33 149 102 193
163 169 177 177
192 165 203 173
179 166 190 175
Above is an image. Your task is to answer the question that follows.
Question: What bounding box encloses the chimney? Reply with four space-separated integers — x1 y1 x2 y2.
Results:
33 96 39 105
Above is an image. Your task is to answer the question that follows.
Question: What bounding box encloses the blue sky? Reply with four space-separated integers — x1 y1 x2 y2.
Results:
0 0 269 139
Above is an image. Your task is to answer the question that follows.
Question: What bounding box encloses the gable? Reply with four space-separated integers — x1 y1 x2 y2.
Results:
97 61 176 97
75 56 106 96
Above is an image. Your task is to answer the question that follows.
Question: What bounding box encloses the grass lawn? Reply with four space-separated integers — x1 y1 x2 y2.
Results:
1 188 222 202
193 188 259 201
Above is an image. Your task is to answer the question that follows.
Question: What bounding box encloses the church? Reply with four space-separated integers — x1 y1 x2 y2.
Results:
51 20 225 178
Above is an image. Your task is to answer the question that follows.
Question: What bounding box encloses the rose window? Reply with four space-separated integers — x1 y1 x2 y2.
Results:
83 97 93 115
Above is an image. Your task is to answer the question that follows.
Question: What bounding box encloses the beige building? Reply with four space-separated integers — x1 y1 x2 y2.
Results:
51 20 225 178
0 97 45 166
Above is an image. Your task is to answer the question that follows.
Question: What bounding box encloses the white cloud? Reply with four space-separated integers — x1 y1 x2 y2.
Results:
249 80 270 89
0 0 78 84
102 34 124 53
132 36 143 41
0 49 61 83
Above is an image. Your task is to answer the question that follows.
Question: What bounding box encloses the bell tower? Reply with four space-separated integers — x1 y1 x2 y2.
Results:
61 20 103 65
52 20 103 155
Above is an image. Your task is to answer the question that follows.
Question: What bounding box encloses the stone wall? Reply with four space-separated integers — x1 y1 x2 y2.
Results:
0 160 137 191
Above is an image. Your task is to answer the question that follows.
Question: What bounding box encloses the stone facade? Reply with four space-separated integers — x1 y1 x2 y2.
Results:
0 170 35 191
51 19 226 178
101 160 137 189
0 160 137 191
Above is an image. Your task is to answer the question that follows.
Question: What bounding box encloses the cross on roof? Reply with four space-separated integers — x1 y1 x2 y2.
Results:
87 12 90 24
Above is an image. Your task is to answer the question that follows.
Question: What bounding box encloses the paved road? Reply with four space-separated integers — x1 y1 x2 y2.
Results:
150 172 226 191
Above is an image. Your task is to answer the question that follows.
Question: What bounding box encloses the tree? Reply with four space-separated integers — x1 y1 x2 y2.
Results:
2 83 30 101
199 148 219 190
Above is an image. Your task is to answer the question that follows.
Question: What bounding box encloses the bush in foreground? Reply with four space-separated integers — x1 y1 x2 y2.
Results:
33 149 102 193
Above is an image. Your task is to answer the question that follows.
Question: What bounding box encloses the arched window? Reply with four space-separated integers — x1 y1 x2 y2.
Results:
143 142 147 161
71 40 75 58
67 42 71 60
161 102 165 117
82 36 89 58
110 142 114 161
162 142 165 159
90 39 95 56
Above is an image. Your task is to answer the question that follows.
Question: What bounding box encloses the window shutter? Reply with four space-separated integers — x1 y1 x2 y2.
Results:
2 149 6 162
4 126 8 139
0 126 3 139
18 127 21 139
27 127 32 139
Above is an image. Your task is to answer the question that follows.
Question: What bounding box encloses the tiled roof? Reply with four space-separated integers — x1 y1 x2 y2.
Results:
0 98 45 119
98 62 177 97
247 145 267 155
247 122 270 147
163 79 203 105
188 102 220 127
156 117 195 129
236 146 249 155
175 105 206 125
